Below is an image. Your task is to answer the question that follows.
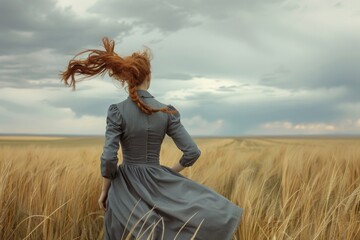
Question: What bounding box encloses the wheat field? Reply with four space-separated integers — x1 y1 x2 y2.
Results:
0 136 359 240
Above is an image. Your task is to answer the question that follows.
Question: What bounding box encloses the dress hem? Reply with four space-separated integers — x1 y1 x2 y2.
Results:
223 207 243 240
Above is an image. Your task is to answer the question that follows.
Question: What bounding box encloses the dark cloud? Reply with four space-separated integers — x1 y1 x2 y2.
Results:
0 0 131 55
88 0 285 33
259 40 360 101
0 0 132 88
88 0 198 32
1 0 360 135
180 93 345 136
0 49 64 88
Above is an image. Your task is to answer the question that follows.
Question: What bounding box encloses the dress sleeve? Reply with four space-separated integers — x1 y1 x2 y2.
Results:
166 105 201 167
100 104 122 179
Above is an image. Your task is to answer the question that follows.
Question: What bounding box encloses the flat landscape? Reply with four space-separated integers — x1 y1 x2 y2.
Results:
0 136 359 239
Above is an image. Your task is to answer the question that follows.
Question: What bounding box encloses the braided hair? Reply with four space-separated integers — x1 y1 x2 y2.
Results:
60 37 175 115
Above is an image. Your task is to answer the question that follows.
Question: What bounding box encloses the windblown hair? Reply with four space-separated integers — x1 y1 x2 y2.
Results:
60 37 175 115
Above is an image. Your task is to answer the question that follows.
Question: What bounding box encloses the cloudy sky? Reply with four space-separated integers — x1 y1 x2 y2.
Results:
0 0 360 136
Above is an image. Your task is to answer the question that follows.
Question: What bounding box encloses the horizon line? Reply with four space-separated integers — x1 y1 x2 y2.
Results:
1 133 360 138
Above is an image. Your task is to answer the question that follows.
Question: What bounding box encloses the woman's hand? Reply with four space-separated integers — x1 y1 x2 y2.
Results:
99 177 111 211
98 190 108 211
171 162 185 173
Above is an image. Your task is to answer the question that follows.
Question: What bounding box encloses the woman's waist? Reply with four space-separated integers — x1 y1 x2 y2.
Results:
121 158 160 166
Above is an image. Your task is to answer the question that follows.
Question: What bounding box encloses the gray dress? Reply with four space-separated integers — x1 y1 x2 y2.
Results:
100 90 242 240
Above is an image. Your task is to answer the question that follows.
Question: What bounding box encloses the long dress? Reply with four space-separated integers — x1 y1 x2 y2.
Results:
100 90 243 240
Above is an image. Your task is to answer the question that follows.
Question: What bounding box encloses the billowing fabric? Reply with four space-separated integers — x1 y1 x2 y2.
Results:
100 90 242 240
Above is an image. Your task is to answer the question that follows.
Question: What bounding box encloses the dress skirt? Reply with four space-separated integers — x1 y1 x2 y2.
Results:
104 163 243 240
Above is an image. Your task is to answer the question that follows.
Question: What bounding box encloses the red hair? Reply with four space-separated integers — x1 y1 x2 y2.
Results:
60 37 175 115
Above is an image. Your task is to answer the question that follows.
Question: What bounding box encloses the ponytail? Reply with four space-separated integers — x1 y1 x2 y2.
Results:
60 37 175 115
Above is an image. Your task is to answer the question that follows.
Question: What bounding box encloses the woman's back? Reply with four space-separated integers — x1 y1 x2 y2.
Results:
101 91 242 240
113 90 169 164
60 37 242 240
101 89 201 180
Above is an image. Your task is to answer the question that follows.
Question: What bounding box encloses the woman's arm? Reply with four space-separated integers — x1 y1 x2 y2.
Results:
100 104 122 179
99 177 111 211
99 104 122 211
166 105 201 172
171 162 186 173
102 177 111 192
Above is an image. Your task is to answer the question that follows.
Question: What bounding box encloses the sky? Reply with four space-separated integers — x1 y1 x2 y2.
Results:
0 0 360 136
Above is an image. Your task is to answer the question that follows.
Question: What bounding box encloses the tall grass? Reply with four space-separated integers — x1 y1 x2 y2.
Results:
0 137 359 239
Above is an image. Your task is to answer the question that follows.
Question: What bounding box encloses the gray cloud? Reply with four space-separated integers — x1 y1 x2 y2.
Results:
88 0 198 32
0 0 130 55
0 0 132 88
153 72 202 81
88 0 285 33
1 0 360 135
179 93 346 136
260 42 360 91
45 96 115 117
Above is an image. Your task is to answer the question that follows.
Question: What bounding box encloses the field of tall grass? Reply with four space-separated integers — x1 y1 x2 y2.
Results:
0 136 359 239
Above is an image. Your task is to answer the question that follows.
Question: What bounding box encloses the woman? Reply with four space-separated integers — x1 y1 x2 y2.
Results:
60 37 242 240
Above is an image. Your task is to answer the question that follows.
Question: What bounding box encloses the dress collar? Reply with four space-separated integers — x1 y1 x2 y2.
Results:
128 89 154 98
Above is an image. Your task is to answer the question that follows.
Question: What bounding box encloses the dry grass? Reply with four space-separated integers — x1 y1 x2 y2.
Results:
0 136 359 239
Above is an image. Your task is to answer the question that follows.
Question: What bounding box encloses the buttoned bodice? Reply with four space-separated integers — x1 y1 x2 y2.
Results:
100 90 201 179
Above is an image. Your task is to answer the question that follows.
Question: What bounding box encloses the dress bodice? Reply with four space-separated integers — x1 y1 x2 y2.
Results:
100 90 201 179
